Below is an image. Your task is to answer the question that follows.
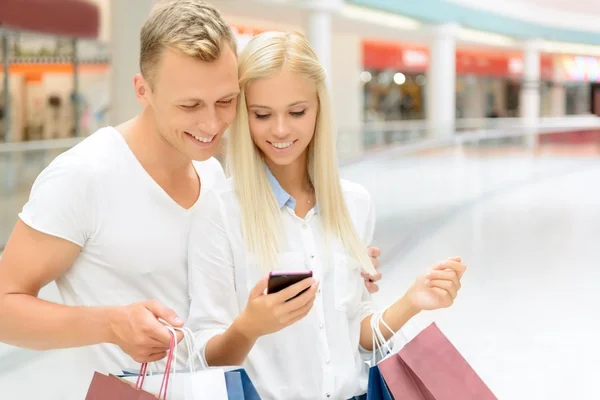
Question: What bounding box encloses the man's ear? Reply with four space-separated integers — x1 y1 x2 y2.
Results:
134 73 150 107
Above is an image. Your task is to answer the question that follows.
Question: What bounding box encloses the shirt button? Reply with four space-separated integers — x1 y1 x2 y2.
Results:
325 359 330 364
317 288 321 294
310 254 315 259
326 393 331 398
302 224 308 229
319 323 324 329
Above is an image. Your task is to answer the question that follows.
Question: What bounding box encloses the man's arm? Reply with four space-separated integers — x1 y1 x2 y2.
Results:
0 220 115 350
0 221 182 361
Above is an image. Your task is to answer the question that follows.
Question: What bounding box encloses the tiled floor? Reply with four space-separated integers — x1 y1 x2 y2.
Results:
1 150 599 399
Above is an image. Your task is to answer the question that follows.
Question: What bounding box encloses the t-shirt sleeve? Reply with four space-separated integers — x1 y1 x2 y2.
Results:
18 152 97 247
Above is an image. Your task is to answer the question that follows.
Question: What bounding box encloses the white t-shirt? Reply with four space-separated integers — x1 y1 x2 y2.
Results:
18 126 225 398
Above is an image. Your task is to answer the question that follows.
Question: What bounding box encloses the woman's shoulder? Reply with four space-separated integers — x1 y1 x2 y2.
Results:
339 179 372 205
198 177 242 215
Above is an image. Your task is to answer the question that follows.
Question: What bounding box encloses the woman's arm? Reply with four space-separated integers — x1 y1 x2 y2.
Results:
359 257 467 351
186 190 253 366
187 190 319 367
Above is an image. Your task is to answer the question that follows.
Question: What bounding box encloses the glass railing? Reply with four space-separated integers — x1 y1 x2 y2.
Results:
336 115 600 265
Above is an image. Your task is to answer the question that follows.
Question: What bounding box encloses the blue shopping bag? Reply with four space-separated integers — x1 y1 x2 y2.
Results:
225 368 261 400
367 364 394 399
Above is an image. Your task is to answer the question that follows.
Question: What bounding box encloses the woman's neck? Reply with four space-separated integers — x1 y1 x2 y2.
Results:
265 152 312 196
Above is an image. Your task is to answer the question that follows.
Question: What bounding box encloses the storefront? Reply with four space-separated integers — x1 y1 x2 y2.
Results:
554 55 599 116
362 40 428 122
0 0 102 142
361 40 555 121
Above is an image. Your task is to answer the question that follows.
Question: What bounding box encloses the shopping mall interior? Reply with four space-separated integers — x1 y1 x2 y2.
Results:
1 0 600 399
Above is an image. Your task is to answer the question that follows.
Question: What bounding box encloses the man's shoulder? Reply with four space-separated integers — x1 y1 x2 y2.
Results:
51 126 123 172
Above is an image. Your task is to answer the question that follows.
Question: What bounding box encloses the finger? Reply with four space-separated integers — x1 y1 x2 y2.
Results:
284 297 316 325
372 257 380 269
431 287 454 305
144 319 174 346
144 299 183 327
448 256 462 262
362 271 382 282
428 279 458 299
368 246 381 258
281 281 319 313
144 351 169 363
250 277 269 299
433 260 467 279
175 330 184 344
365 281 379 294
426 270 460 288
274 277 316 304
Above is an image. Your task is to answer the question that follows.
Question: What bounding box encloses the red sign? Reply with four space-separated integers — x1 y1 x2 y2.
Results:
363 40 554 79
362 40 428 72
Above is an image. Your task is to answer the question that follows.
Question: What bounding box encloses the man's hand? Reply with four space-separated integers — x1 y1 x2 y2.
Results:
109 300 184 363
363 246 382 293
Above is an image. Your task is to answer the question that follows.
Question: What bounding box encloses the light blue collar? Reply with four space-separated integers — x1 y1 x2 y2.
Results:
265 166 318 212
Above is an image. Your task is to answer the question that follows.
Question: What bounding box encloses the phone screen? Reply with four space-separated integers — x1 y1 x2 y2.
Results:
267 271 313 300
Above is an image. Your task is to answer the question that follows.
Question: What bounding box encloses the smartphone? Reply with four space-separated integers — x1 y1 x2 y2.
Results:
267 270 313 300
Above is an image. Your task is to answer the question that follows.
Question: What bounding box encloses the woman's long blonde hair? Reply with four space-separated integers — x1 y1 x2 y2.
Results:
228 31 376 275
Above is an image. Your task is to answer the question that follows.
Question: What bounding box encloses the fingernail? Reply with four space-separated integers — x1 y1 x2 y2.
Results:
424 280 430 286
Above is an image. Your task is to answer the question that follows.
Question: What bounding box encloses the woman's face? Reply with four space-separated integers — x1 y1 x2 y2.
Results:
245 68 319 167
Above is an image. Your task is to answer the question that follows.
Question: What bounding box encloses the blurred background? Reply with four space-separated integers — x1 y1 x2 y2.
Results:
1 0 599 398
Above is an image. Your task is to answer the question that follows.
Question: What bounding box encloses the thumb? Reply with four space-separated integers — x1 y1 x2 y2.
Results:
250 277 268 300
144 300 184 327
449 256 462 262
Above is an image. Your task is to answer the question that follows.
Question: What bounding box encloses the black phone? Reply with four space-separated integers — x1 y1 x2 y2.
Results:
267 270 313 300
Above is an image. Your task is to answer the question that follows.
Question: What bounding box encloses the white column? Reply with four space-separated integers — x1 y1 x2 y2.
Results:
331 32 363 159
426 23 458 138
305 0 342 87
550 55 566 117
109 0 155 126
520 39 542 147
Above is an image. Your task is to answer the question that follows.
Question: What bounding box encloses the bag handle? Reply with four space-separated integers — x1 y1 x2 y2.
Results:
370 308 410 364
135 322 203 399
135 327 177 399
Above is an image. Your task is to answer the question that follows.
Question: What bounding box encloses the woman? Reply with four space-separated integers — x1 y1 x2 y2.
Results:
187 31 466 399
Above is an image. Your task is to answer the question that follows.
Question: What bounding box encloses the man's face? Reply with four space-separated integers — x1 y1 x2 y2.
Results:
139 45 239 161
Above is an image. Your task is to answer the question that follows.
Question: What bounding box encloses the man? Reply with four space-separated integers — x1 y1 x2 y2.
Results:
0 0 381 396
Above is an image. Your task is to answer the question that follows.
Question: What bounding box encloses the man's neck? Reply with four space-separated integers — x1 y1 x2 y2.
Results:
117 113 191 178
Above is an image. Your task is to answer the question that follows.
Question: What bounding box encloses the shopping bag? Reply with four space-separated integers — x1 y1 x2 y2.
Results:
366 364 394 400
85 371 159 400
372 312 497 400
224 368 262 400
122 367 261 400
120 326 229 399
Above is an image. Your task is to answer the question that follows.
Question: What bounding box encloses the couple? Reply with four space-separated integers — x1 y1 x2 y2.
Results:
0 1 466 399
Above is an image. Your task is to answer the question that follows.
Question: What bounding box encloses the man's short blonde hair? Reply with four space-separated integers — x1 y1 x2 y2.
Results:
140 0 237 87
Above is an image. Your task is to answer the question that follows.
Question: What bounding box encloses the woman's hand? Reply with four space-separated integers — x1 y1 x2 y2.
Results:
406 257 467 311
235 276 319 341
